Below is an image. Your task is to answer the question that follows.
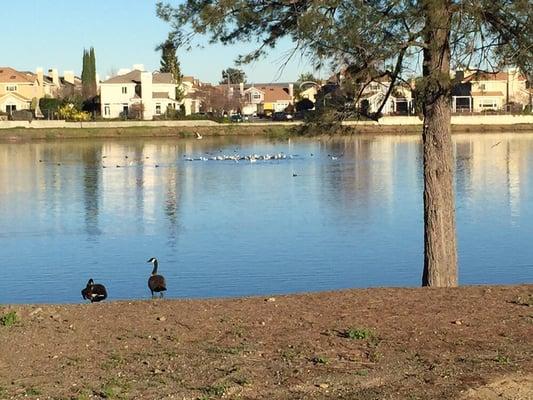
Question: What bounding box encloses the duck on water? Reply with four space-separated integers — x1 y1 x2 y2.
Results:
147 257 167 298
81 279 107 303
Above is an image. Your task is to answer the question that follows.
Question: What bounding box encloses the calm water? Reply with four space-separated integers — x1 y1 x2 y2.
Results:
1 134 532 304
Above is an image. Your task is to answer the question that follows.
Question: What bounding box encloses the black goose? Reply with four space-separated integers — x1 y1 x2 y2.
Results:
81 279 108 303
147 257 167 298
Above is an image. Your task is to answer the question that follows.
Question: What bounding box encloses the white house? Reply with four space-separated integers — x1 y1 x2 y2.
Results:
100 67 177 120
357 80 414 115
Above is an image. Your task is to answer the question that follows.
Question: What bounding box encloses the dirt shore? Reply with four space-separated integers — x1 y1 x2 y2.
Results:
1 285 532 399
1 123 533 142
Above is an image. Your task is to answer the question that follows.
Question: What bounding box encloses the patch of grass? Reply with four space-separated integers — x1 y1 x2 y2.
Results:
494 354 511 364
73 391 91 400
24 387 41 396
100 378 129 399
200 384 227 397
342 328 374 340
311 355 329 365
102 355 124 371
510 294 533 307
0 311 18 327
206 345 244 355
233 376 251 386
354 369 369 376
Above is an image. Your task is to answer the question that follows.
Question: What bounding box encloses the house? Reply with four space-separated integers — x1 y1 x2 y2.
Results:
298 85 319 103
452 69 529 112
358 79 414 115
322 69 414 115
0 66 83 116
100 67 178 119
236 83 294 115
0 67 41 114
181 76 204 115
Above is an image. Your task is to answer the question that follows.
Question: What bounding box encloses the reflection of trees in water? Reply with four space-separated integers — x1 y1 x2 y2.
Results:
82 144 102 237
454 140 473 200
163 143 184 249
318 137 393 221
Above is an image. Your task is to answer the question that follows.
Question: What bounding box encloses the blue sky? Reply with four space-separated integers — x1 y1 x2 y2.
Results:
2 0 323 83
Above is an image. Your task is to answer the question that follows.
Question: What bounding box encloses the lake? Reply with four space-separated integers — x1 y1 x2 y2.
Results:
1 134 532 304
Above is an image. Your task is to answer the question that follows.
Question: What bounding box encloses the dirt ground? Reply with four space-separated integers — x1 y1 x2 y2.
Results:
1 285 532 400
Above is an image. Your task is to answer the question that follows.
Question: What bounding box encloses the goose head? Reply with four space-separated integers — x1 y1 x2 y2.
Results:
147 257 158 264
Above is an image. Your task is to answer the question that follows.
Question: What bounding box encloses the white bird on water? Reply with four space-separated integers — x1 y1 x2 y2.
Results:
196 132 203 140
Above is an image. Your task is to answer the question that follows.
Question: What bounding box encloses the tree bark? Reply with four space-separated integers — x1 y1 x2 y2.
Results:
421 0 458 287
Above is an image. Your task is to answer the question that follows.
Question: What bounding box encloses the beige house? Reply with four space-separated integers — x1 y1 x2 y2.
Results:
237 83 294 115
0 66 81 116
181 76 203 115
0 67 41 114
453 69 529 112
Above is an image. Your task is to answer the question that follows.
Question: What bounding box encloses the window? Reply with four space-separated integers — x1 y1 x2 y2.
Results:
479 83 486 90
253 93 261 100
5 85 17 92
122 86 128 94
122 104 129 117
104 105 110 116
480 99 497 109
155 104 161 115
6 104 16 114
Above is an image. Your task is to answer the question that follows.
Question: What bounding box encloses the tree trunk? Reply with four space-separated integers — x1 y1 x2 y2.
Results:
421 0 458 287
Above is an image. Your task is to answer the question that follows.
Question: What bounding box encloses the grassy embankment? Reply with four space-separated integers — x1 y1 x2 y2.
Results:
2 122 533 142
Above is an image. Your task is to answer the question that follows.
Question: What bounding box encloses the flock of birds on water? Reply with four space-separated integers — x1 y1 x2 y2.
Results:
81 257 166 303
38 151 343 169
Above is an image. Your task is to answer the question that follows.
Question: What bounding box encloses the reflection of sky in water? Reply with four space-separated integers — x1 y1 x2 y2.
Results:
0 134 532 304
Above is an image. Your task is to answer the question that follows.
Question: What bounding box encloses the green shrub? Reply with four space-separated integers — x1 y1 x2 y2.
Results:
0 311 18 327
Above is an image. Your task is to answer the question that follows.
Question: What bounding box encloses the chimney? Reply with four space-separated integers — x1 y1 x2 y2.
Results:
140 71 153 120
63 70 75 84
48 68 59 87
133 64 145 71
36 67 44 83
289 83 294 99
239 82 244 96
36 67 44 98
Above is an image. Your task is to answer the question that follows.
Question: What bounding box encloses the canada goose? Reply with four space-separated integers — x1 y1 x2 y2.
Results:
147 257 167 298
81 279 107 303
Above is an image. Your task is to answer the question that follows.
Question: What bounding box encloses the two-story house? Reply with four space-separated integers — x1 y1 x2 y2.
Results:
235 83 294 115
0 67 40 114
1 66 83 116
100 67 177 119
452 69 529 112
181 76 203 115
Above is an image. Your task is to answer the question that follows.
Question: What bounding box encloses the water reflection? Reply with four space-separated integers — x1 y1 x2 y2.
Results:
0 133 532 303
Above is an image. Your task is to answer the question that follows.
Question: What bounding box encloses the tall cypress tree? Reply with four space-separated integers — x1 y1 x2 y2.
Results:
89 47 97 98
81 49 89 100
81 47 97 100
157 35 183 101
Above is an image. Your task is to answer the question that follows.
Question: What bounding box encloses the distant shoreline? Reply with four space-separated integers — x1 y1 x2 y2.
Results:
1 122 533 142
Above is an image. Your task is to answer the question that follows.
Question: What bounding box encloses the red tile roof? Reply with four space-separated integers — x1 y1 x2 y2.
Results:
256 86 291 102
0 67 35 83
